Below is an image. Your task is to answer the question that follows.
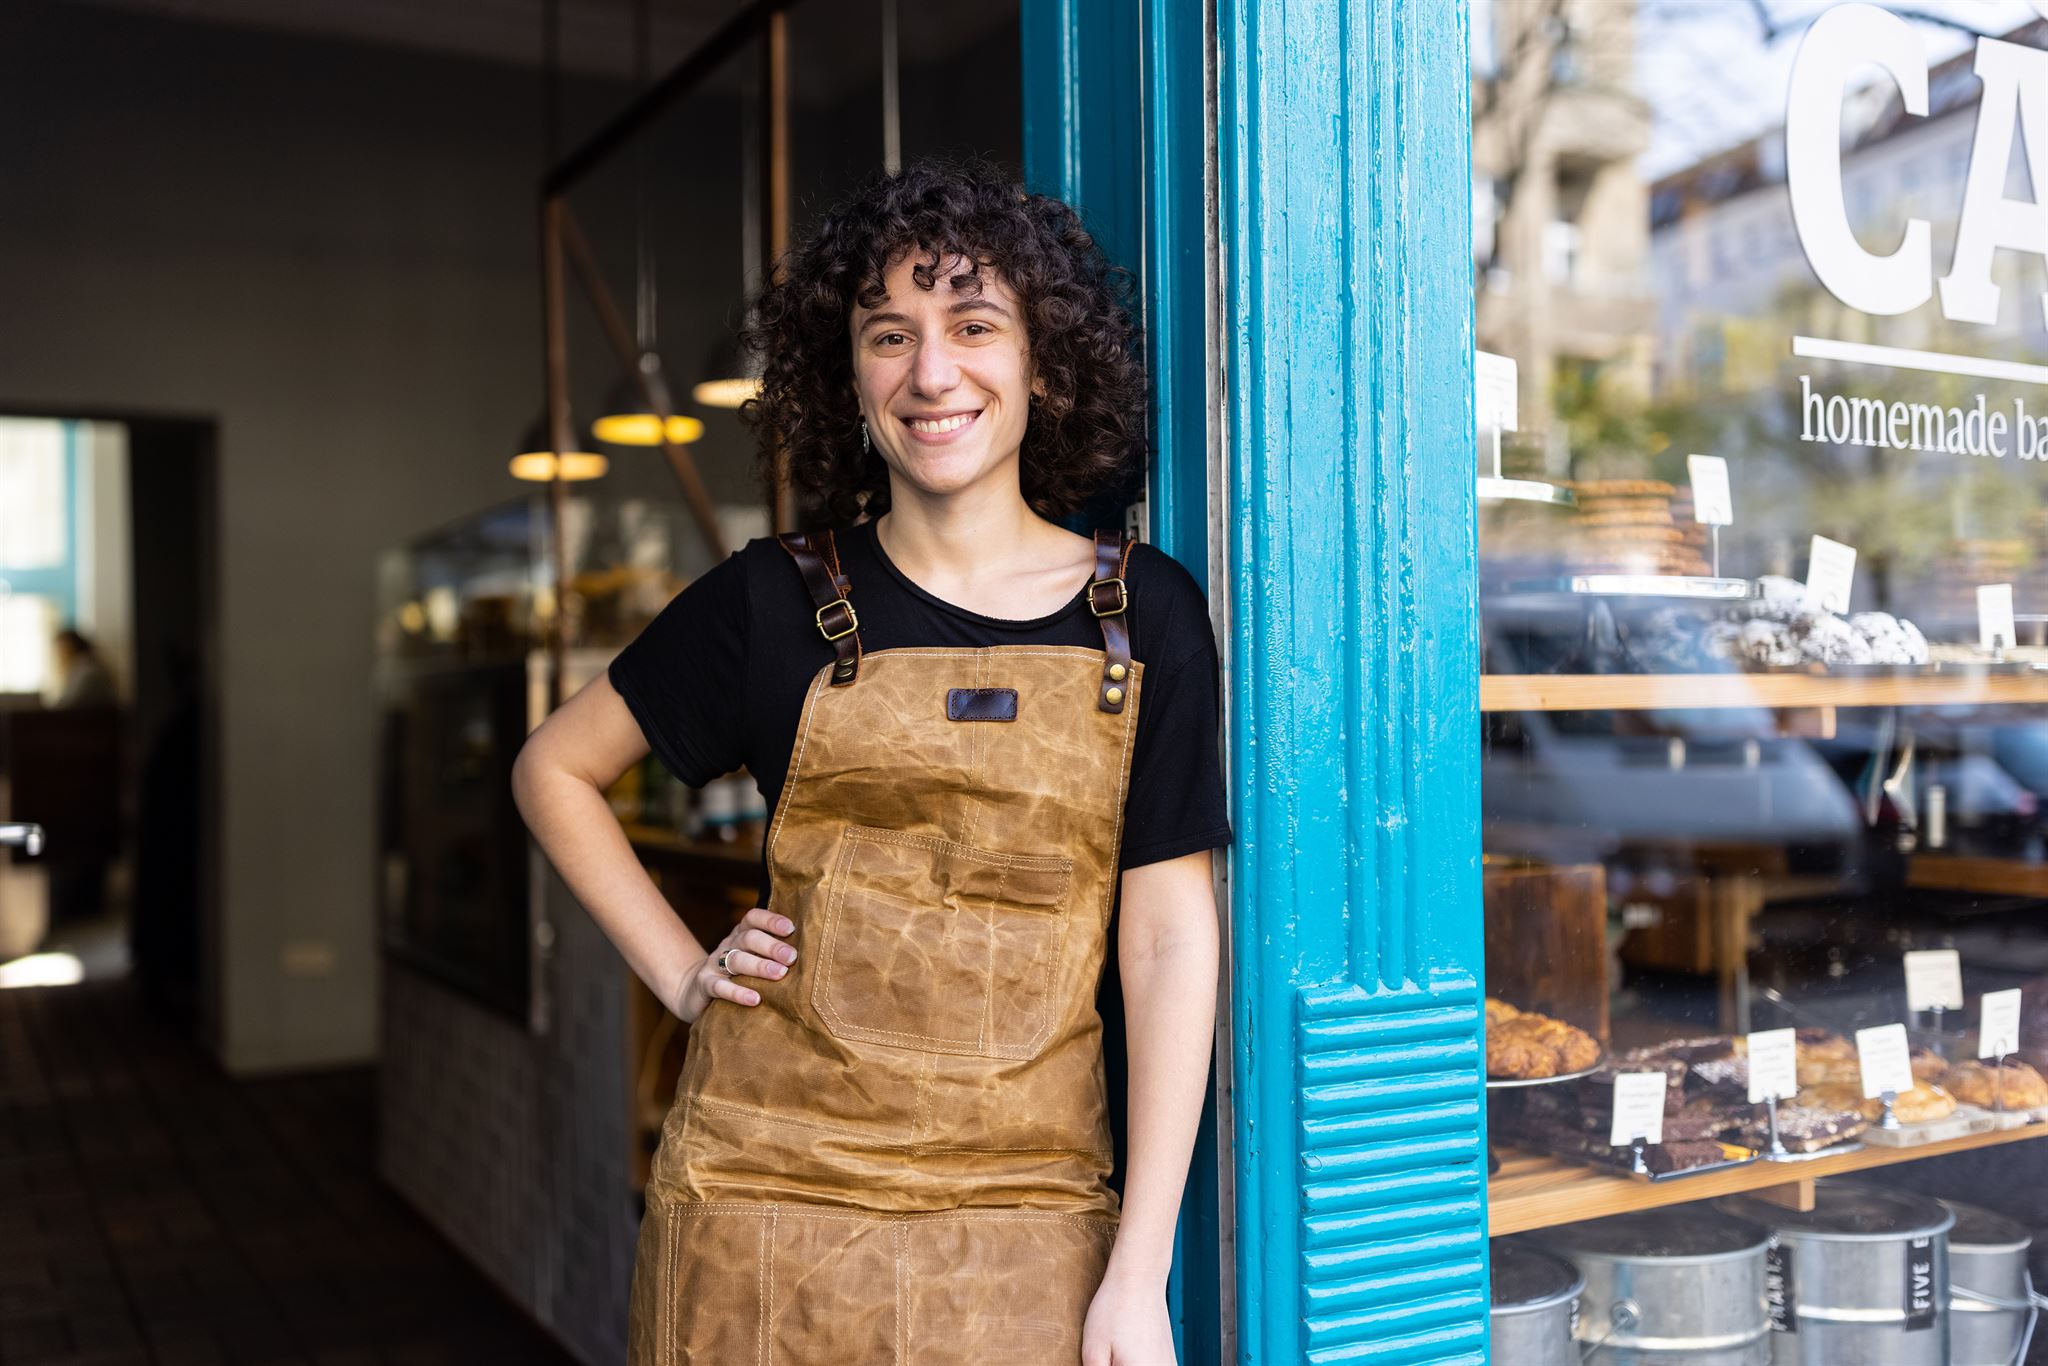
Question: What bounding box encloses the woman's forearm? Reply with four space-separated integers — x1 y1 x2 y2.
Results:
1103 859 1221 1288
511 756 708 1015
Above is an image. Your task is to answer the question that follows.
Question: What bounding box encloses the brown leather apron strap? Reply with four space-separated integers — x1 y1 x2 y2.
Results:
1088 528 1133 713
777 529 862 685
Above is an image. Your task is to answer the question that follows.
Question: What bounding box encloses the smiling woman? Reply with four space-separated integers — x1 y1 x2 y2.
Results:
741 156 1150 527
512 156 1229 1365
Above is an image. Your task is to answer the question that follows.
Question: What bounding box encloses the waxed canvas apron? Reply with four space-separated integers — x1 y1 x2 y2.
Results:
627 527 1144 1365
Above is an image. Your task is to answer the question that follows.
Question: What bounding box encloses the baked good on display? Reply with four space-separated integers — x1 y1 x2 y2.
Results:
1485 999 1602 1078
1944 1059 2048 1110
1799 1080 1958 1125
1731 1103 1869 1153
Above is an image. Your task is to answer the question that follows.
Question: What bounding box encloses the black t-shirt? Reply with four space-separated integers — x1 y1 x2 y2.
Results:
608 518 1233 903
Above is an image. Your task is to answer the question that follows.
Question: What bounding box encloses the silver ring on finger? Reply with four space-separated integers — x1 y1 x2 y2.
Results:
717 947 738 975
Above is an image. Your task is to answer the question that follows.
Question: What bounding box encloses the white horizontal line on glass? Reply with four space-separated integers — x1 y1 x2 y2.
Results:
1791 335 2048 386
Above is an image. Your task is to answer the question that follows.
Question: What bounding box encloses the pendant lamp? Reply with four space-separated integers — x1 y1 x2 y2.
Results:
591 0 703 449
693 27 771 414
594 353 705 446
511 412 608 482
691 328 762 410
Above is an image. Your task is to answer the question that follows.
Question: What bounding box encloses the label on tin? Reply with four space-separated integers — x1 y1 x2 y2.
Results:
1904 1235 1937 1330
1765 1236 1797 1334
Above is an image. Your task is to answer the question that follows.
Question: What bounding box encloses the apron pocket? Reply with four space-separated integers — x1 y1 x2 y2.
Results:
813 824 1073 1060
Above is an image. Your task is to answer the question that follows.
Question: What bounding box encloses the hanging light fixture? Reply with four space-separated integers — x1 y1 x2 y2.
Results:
691 329 761 410
511 412 608 482
592 0 703 448
692 24 771 414
594 355 705 445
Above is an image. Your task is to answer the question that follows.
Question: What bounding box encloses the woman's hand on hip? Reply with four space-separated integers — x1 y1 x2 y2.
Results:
1081 1271 1177 1365
672 907 797 1023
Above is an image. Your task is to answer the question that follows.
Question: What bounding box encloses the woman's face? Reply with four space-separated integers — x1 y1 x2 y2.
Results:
849 249 1043 505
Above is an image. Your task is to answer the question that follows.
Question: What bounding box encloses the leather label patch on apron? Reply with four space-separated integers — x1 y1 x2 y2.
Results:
946 687 1018 721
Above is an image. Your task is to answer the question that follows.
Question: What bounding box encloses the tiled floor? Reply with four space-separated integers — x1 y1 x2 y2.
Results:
0 977 578 1365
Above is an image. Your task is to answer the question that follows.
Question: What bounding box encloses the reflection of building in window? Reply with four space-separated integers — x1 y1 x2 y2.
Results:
1649 15 2048 386
1473 0 1656 439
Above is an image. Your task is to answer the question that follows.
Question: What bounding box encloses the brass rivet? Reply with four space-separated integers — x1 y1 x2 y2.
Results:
1108 663 1127 681
1104 686 1124 705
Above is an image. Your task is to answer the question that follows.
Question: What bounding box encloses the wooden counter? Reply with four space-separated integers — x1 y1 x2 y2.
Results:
1489 1123 2048 1235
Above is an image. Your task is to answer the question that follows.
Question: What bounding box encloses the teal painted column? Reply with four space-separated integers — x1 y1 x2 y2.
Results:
1218 1 1487 1363
1022 2 1222 1361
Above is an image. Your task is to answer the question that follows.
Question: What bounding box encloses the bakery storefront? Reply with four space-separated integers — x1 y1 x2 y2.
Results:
1475 2 2048 1362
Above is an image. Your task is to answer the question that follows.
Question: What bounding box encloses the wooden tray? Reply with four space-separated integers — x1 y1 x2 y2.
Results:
1861 1104 2000 1147
1983 1103 2048 1131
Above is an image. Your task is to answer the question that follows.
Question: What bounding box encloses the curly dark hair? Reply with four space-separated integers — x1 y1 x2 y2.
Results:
739 156 1148 525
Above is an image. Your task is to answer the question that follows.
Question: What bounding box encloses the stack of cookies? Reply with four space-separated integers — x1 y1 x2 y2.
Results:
1563 480 1714 578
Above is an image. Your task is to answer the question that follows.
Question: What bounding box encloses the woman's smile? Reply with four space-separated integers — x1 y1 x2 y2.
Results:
902 408 983 443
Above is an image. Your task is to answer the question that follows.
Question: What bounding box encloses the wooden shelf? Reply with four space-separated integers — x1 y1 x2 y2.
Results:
1482 671 2048 713
1489 1123 2048 1236
1909 853 2048 898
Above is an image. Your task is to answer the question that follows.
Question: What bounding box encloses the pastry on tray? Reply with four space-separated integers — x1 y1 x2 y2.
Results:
1910 1047 1950 1085
1731 1103 1868 1153
1800 1080 1957 1125
1944 1059 2048 1110
1485 1002 1601 1079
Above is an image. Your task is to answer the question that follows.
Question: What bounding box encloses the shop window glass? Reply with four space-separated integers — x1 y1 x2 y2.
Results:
1475 1 2048 1344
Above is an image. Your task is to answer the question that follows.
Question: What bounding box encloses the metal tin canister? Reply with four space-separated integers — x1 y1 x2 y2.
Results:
1941 1199 2037 1366
1530 1208 1773 1364
1491 1240 1584 1366
1717 1184 1954 1366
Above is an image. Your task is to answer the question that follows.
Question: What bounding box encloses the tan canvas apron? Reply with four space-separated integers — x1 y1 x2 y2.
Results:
627 526 1144 1365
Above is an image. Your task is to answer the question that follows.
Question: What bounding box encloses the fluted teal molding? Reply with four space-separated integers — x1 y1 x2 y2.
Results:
1218 0 1487 1362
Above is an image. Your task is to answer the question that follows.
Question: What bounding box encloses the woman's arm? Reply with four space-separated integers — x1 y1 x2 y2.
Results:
510 673 794 1020
1084 847 1221 1365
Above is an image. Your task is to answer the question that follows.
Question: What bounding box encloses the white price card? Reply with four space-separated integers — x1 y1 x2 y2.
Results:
1904 949 1965 1013
1748 1028 1799 1105
1475 350 1519 433
1857 1023 1915 1100
1687 455 1734 526
1608 1071 1669 1146
1805 535 1858 614
1981 989 2023 1060
1979 583 2017 651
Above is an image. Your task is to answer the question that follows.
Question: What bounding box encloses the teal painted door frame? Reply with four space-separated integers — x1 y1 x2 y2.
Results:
1024 1 1486 1362
1218 1 1487 1362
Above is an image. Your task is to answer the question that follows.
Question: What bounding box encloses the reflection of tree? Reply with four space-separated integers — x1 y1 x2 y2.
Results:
1569 263 2048 612
1628 0 2000 176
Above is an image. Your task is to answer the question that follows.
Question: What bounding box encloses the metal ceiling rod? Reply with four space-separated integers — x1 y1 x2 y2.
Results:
881 0 901 174
545 0 810 198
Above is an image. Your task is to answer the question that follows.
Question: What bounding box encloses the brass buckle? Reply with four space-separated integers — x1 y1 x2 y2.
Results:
1088 576 1128 617
815 598 859 641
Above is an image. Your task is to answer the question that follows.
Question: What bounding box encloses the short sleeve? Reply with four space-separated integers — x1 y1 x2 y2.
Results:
1118 632 1233 872
607 549 750 787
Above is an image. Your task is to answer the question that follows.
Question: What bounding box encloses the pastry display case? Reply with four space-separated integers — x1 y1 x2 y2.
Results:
1473 13 2048 1353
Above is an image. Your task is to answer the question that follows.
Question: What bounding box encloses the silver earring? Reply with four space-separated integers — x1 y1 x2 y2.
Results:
860 419 870 454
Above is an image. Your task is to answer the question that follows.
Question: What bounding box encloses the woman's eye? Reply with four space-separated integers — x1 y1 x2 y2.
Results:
960 323 993 338
875 332 909 347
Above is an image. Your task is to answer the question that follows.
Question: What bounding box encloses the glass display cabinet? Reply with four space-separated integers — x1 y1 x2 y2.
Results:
1475 6 2048 1360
